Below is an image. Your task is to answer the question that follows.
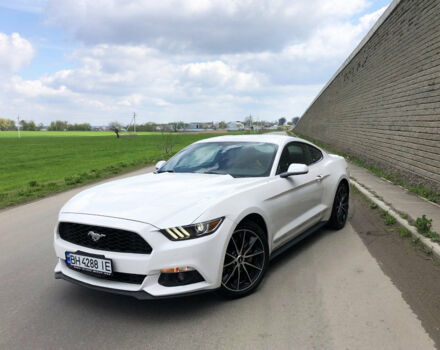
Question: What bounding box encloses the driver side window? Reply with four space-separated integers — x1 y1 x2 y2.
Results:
276 142 316 174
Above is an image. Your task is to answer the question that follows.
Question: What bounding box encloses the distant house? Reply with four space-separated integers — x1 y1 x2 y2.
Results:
227 121 244 131
185 122 214 131
92 126 108 131
186 122 203 131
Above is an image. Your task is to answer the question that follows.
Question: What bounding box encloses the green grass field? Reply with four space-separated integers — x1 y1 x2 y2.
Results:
0 131 227 209
0 130 159 137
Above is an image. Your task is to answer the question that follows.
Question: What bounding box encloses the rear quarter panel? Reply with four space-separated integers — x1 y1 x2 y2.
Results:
320 154 349 221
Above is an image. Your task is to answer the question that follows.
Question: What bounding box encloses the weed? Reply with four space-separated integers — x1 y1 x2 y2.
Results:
429 232 440 242
370 203 378 209
64 175 83 185
90 169 101 178
28 180 38 187
385 215 396 226
425 247 434 255
412 215 440 245
398 227 411 238
380 210 396 225
401 213 408 220
415 215 432 234
17 189 31 197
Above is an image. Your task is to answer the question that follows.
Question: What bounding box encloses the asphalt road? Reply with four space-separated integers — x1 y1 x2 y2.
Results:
0 166 435 350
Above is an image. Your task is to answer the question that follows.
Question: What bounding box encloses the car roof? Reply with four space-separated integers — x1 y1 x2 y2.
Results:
196 134 302 146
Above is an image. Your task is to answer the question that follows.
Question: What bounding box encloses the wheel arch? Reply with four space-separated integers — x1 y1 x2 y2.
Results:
331 175 350 205
322 173 350 222
338 177 349 190
237 213 268 240
233 210 275 251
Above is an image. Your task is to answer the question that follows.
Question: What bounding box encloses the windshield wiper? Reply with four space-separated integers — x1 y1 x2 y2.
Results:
202 171 230 176
158 170 174 173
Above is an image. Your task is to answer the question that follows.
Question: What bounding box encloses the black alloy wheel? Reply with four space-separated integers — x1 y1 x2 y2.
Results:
328 182 349 229
219 221 268 298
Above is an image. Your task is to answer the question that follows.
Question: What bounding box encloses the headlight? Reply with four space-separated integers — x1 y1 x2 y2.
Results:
160 217 224 241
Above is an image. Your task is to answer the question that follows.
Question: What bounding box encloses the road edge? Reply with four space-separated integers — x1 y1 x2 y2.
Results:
350 178 440 260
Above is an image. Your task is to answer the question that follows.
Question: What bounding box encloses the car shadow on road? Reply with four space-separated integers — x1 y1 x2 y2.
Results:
268 227 332 269
268 196 355 274
55 280 224 323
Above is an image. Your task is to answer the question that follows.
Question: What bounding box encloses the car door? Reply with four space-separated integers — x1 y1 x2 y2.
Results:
267 142 326 249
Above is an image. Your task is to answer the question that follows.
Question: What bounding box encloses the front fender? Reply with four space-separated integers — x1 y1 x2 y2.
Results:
196 199 272 251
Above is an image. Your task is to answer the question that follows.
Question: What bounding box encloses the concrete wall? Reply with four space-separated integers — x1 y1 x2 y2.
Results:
295 0 440 191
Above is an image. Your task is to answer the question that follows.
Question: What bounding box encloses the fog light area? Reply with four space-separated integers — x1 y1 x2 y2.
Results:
158 268 205 287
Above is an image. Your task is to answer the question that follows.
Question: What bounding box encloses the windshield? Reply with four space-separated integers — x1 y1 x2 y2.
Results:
158 142 278 177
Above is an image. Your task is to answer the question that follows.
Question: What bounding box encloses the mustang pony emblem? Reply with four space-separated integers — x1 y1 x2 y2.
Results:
88 231 106 242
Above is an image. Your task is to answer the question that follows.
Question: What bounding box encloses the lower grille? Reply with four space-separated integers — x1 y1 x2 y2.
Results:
58 222 152 254
64 261 146 284
159 270 204 287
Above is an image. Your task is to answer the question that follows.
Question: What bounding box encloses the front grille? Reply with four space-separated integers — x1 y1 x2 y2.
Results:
58 222 152 254
64 261 146 284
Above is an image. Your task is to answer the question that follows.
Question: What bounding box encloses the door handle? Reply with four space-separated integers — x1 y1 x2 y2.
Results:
316 175 323 182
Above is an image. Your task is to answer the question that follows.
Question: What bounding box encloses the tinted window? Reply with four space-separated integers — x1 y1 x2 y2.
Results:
158 142 278 178
276 142 323 174
277 147 292 174
306 145 323 164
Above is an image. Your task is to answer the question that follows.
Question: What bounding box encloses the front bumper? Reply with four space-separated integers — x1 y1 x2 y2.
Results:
54 271 209 299
54 213 234 298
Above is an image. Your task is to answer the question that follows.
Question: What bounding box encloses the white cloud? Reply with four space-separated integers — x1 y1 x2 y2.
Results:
0 38 338 123
8 44 261 104
221 6 387 85
181 61 261 90
45 0 370 54
0 2 391 124
0 32 35 75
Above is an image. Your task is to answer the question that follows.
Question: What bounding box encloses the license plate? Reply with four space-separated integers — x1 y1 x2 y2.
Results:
66 252 112 275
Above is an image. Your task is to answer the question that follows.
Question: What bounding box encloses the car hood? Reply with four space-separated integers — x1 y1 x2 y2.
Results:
61 172 263 228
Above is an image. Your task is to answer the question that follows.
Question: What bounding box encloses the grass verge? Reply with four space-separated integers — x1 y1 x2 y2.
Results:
350 184 438 258
0 132 225 209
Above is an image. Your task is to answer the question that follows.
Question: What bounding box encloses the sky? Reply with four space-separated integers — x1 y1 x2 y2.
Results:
0 0 391 125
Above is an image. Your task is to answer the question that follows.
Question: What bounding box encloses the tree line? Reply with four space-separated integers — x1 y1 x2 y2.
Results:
0 116 300 132
47 120 91 131
0 118 91 131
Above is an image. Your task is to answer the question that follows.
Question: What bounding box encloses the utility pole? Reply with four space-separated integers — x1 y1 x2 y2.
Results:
17 115 21 138
133 112 136 135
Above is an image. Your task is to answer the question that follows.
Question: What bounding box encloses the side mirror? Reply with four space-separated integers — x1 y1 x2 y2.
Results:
280 163 309 178
155 160 166 170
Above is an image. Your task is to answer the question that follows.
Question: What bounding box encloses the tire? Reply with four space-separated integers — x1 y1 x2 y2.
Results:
327 181 349 230
218 221 269 298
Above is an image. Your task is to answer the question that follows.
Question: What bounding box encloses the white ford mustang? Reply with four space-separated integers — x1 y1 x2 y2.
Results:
54 134 349 298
